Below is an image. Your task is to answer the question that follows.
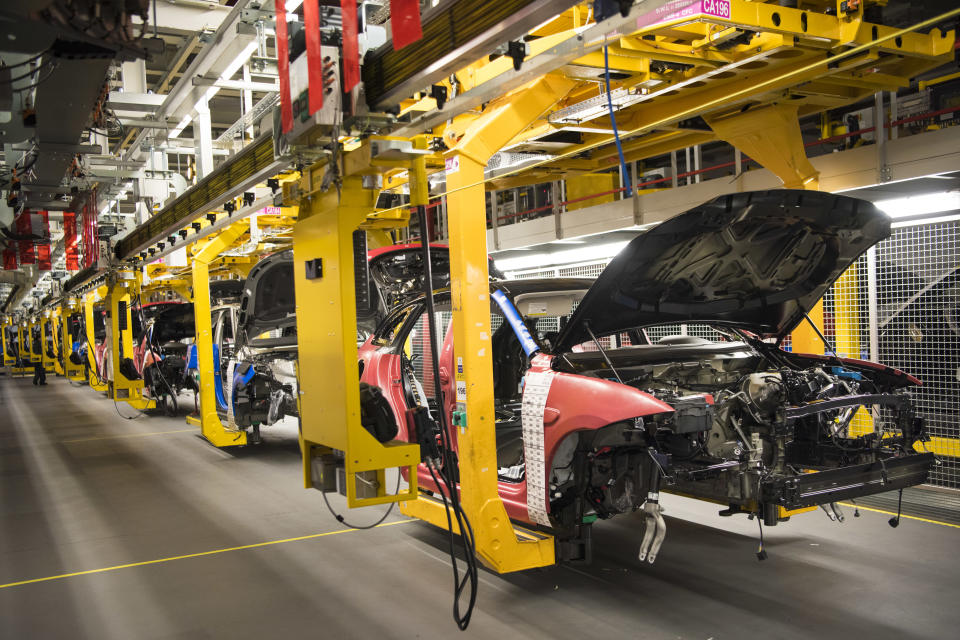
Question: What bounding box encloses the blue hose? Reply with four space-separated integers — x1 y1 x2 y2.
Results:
603 45 631 197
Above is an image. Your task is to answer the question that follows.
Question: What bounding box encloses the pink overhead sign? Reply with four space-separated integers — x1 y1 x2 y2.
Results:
637 0 731 29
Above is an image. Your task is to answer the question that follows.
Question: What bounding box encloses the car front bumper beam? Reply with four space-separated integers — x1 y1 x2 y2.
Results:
764 452 936 510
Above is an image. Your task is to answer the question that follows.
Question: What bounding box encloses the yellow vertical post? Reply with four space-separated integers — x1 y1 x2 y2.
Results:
833 268 875 436
40 312 57 374
400 75 574 572
84 289 109 392
62 301 84 380
293 171 419 504
1 316 12 367
790 300 824 355
108 271 155 410
187 225 249 447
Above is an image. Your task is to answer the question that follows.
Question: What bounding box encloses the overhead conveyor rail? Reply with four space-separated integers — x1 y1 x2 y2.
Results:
114 133 283 262
362 0 582 109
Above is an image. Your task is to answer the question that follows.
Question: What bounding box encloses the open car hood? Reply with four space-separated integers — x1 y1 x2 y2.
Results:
554 190 890 352
151 303 196 344
149 282 244 344
238 249 295 338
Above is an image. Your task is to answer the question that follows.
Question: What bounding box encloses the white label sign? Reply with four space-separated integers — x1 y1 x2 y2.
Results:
445 155 460 175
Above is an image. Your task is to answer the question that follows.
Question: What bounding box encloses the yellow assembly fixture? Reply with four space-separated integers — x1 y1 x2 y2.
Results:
40 312 57 375
84 287 109 393
293 164 419 508
187 224 250 448
62 299 85 381
108 270 155 411
398 73 577 573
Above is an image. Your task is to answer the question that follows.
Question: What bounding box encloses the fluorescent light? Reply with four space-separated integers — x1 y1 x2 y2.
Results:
550 239 586 245
874 191 960 218
496 240 629 272
892 213 960 228
285 0 304 10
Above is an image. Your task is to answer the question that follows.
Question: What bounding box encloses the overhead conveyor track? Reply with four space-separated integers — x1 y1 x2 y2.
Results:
362 0 583 109
114 133 283 262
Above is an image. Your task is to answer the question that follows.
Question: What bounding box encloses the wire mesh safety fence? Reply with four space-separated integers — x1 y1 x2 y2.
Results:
506 220 960 490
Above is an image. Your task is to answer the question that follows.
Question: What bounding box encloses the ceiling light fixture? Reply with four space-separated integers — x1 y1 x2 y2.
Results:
874 190 960 218
496 240 629 273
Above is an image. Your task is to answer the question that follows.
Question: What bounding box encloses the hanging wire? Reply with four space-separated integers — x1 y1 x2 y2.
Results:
602 45 631 198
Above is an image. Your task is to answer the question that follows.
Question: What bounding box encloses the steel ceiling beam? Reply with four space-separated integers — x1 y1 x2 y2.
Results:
391 0 673 137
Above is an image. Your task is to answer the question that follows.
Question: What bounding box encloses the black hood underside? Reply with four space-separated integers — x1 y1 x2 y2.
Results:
554 190 889 352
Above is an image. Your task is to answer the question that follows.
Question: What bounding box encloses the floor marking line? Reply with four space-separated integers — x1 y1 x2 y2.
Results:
837 503 960 529
60 428 196 443
0 519 416 589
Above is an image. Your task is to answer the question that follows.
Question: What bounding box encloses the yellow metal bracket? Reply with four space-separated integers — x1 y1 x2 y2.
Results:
293 168 419 508
62 299 85 381
1 316 14 367
705 102 819 189
84 287 109 392
187 225 249 447
400 74 576 573
108 270 156 410
39 314 56 373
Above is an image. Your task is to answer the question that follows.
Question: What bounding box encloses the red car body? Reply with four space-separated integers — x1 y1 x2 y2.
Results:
357 190 933 562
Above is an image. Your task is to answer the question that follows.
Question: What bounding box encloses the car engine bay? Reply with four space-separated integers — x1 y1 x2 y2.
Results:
545 332 932 554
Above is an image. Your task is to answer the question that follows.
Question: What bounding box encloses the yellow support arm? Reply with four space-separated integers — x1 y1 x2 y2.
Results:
84 288 109 392
401 73 576 573
293 171 419 507
1 317 13 367
187 225 249 447
108 271 155 410
41 311 59 375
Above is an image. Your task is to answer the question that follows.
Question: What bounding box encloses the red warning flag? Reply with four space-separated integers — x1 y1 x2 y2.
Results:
390 0 423 50
341 0 360 92
275 0 294 133
303 0 324 115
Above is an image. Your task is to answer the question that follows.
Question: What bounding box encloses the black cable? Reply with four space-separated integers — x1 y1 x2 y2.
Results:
889 488 903 528
427 459 479 628
0 58 54 85
756 516 767 560
11 64 58 93
320 471 401 529
113 399 143 420
0 49 51 70
416 205 478 630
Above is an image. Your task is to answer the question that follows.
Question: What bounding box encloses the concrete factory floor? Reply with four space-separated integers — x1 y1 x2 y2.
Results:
1 375 957 639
